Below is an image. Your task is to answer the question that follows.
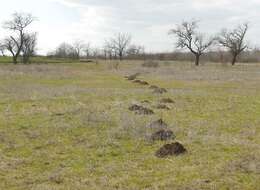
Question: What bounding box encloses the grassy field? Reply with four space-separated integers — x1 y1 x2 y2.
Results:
0 60 259 190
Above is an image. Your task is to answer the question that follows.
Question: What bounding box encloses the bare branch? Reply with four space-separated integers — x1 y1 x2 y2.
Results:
169 20 214 66
217 23 249 65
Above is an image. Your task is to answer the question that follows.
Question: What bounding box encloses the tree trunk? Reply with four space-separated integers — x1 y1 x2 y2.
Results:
195 54 200 66
231 54 238 66
119 53 123 61
12 55 18 64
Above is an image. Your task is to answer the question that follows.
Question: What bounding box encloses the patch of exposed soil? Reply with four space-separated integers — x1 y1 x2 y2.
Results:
155 104 170 110
129 104 154 115
155 142 187 158
151 129 175 141
139 81 149 85
141 100 150 104
153 88 167 94
133 79 142 83
160 98 175 104
133 80 149 85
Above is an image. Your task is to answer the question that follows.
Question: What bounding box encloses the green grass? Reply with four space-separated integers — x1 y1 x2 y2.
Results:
0 60 259 189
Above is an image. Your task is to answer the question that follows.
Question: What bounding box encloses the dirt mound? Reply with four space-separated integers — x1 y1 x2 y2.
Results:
129 104 154 115
133 79 142 83
149 85 159 89
147 119 168 130
135 107 154 115
151 129 175 141
153 88 167 94
156 104 170 110
126 73 140 80
155 142 187 158
141 100 150 104
129 104 143 111
160 98 175 104
133 80 149 85
139 81 149 85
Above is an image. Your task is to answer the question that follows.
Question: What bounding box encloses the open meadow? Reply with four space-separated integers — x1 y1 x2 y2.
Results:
0 60 260 190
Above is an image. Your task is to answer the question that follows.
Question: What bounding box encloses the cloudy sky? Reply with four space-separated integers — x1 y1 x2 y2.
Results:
0 0 259 54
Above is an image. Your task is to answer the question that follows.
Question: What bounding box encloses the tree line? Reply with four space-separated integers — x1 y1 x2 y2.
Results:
0 12 250 66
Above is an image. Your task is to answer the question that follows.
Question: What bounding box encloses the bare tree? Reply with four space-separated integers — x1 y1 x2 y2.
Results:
83 42 91 59
169 20 214 66
2 37 17 60
21 32 37 64
218 23 249 65
127 45 146 59
72 40 85 59
104 40 116 60
0 42 6 56
3 12 35 64
53 42 76 58
108 33 132 60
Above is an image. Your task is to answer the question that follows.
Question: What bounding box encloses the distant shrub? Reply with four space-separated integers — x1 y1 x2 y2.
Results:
142 60 159 68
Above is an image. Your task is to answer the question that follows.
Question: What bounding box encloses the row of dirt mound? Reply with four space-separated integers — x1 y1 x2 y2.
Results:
125 73 187 158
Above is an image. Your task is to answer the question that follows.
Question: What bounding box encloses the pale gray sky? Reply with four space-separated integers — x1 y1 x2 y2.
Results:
0 0 259 54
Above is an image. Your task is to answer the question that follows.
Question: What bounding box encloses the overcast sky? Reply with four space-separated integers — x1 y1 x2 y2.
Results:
0 0 259 54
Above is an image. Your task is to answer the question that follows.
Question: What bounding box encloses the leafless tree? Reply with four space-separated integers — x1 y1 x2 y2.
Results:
0 42 6 56
92 47 100 64
104 41 114 60
83 42 91 59
72 40 85 59
3 12 35 64
127 45 146 59
218 23 249 65
21 32 37 64
53 42 76 58
108 33 132 60
2 37 17 60
169 20 214 66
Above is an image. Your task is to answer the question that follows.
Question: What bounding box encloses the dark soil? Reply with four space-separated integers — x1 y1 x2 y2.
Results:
141 100 150 104
153 88 167 94
139 81 149 85
160 98 175 104
129 104 154 115
129 104 143 111
135 107 154 115
133 80 142 83
155 104 170 110
133 80 149 85
151 129 175 141
155 142 187 158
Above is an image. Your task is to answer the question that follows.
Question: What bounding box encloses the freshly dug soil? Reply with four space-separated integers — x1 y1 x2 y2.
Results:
160 98 175 104
139 81 149 85
141 100 150 104
155 142 187 158
156 104 170 110
133 80 149 85
129 104 154 115
133 79 142 83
